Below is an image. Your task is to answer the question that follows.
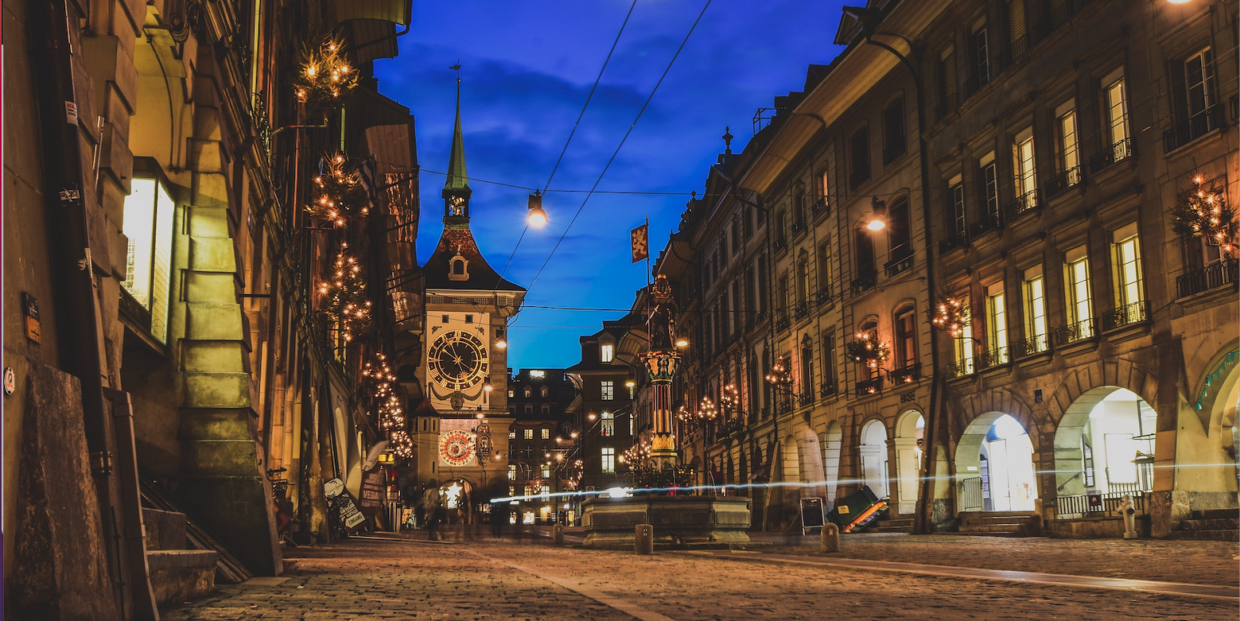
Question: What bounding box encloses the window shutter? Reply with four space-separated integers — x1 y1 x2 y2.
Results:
1008 0 1027 43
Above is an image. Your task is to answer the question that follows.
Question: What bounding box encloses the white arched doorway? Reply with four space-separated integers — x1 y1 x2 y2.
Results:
956 413 1037 512
859 420 890 500
823 422 844 509
894 411 925 514
1053 388 1157 502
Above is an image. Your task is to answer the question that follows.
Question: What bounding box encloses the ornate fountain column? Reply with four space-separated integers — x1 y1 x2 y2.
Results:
641 275 680 468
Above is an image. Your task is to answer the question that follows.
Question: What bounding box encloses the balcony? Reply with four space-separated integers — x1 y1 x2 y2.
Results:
1100 300 1149 332
946 358 975 379
884 249 914 277
1176 258 1239 299
1163 105 1225 153
1044 167 1083 200
1004 189 1039 220
855 377 884 397
820 382 838 398
939 232 970 255
1054 318 1095 345
968 211 1002 238
773 236 787 252
1012 333 1051 358
850 270 877 294
963 72 990 99
996 36 1029 72
799 389 816 407
888 363 920 386
814 288 834 307
793 301 809 320
791 220 806 236
774 313 790 333
812 196 829 216
977 346 1011 370
1089 138 1133 174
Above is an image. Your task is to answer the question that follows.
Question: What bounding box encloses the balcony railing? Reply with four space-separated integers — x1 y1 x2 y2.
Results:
977 346 1011 370
812 196 829 216
882 143 906 165
1012 333 1050 358
996 36 1029 72
883 248 914 276
791 220 806 236
958 477 983 512
814 288 834 307
850 270 877 294
946 357 975 379
1044 167 1083 199
935 92 959 121
793 301 809 320
1100 300 1149 331
1004 189 1039 220
1089 137 1133 174
774 313 790 333
939 232 970 254
821 382 838 397
969 211 1002 238
1055 490 1148 519
1176 258 1239 298
1054 318 1095 345
1163 105 1225 153
855 377 884 397
799 389 816 406
773 236 787 252
963 72 990 99
888 363 920 386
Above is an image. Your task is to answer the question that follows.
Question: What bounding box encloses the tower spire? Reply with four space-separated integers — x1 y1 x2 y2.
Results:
444 63 470 202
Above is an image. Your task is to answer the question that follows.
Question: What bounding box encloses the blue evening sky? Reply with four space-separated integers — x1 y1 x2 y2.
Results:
374 1 846 370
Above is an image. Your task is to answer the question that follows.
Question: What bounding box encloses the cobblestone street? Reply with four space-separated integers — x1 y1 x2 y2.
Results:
164 532 1239 620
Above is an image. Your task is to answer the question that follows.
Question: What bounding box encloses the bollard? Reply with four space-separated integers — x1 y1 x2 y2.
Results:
634 524 654 555
553 523 565 545
1121 495 1139 540
821 522 841 553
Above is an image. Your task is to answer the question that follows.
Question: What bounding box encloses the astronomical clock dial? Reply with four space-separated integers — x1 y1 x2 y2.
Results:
439 430 475 467
427 330 489 391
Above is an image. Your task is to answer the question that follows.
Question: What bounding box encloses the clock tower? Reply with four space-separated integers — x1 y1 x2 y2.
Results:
416 81 524 499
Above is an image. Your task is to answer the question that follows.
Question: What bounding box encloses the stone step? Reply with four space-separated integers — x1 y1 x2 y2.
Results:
1176 518 1239 531
1167 528 1239 542
1190 508 1239 521
147 550 217 606
142 508 187 552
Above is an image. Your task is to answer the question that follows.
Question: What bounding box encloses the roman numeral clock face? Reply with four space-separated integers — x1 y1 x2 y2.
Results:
428 330 488 391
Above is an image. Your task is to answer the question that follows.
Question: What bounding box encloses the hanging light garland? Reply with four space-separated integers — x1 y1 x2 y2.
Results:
362 352 413 459
845 331 891 370
1172 174 1235 256
931 297 970 338
305 153 371 227
294 38 358 118
318 243 372 343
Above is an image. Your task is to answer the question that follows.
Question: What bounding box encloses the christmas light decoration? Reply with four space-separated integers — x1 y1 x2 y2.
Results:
362 352 413 458
305 153 371 227
931 297 970 338
318 243 372 343
1172 174 1236 256
845 332 891 371
294 38 358 118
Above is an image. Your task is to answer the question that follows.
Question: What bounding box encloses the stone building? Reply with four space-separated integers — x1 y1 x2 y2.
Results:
506 368 576 522
668 0 1236 538
567 320 639 493
4 0 421 616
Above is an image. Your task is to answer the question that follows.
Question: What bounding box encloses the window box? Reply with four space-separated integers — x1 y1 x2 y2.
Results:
883 251 914 277
774 313 790 333
793 302 809 320
969 212 1003 238
773 237 787 253
811 196 829 217
791 220 806 236
1163 105 1225 153
814 288 834 307
820 382 838 397
1044 167 1084 200
1176 258 1239 299
882 144 906 165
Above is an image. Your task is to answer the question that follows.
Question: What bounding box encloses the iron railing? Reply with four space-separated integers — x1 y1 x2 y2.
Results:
977 346 1011 370
884 249 914 276
888 363 920 385
1100 300 1149 331
1044 166 1083 199
814 288 834 307
1055 489 1148 518
812 196 829 216
1012 333 1050 358
1089 137 1133 174
1005 189 1039 220
1175 258 1239 298
1054 318 1095 345
882 143 906 165
939 232 970 254
821 382 838 397
794 301 809 320
1163 105 1225 153
850 270 877 294
996 36 1029 72
969 211 1002 238
773 236 787 252
855 377 884 397
774 313 790 333
958 477 984 512
946 357 975 379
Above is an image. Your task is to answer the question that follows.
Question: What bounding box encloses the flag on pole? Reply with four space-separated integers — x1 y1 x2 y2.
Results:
630 224 649 263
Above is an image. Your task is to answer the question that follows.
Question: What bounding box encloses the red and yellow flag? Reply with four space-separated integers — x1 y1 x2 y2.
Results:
630 224 649 263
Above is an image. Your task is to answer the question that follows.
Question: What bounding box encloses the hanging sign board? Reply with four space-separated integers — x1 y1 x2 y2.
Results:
800 497 825 534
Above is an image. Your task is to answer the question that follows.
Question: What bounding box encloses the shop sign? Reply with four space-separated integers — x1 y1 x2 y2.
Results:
324 477 345 499
359 468 384 516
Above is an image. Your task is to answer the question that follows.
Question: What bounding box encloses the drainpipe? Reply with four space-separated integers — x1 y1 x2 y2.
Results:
861 34 943 535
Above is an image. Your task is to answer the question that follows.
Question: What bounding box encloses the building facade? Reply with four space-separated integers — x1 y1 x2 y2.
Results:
506 368 576 522
567 321 639 493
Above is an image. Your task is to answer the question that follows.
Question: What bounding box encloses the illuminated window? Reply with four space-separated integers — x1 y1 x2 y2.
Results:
1112 225 1144 308
121 176 176 343
508 465 516 480
1022 265 1047 350
524 429 534 440
949 174 966 238
540 385 549 398
508 429 516 439
541 428 549 440
985 282 1008 355
1013 129 1036 200
600 343 614 363
1064 245 1092 327
1057 104 1079 177
601 448 615 473
600 380 614 401
601 411 614 437
955 296 974 371
541 466 550 479
980 152 998 222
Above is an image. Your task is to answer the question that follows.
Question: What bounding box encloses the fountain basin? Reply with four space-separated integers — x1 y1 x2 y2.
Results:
581 495 752 549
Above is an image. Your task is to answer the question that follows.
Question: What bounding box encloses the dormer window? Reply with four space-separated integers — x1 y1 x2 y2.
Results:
600 343 615 363
448 246 470 281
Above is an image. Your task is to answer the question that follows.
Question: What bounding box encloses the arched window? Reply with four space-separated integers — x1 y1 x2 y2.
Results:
524 404 533 414
524 387 532 398
541 404 550 415
540 385 549 398
452 259 465 275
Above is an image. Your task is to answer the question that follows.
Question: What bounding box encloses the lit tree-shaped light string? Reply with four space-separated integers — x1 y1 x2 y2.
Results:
362 353 413 459
931 297 970 338
318 243 372 343
845 331 891 372
305 153 371 227
294 38 359 118
1172 174 1236 256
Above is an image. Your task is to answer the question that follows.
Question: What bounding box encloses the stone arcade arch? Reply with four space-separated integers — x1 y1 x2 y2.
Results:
859 419 890 499
1053 388 1157 507
894 410 925 514
822 422 844 509
795 429 827 500
955 413 1038 513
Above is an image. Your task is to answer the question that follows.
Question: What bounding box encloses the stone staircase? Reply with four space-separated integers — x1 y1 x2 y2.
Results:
1168 509 1240 541
956 511 1042 537
864 514 913 533
143 508 217 606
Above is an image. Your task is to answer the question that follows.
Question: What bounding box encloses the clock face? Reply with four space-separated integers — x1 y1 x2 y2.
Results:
439 430 476 467
428 330 489 391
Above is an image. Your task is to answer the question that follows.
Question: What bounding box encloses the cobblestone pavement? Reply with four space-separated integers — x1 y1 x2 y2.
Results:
164 532 1239 620
753 532 1240 586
